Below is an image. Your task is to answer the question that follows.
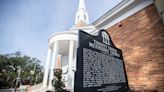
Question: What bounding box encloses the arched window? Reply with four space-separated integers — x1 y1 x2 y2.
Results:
77 15 79 20
84 15 86 20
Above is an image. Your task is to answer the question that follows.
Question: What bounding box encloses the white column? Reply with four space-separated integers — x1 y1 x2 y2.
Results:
43 47 51 88
72 44 77 90
67 40 74 90
48 42 58 90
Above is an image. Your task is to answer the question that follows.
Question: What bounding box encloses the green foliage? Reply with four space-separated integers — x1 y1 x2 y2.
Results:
52 69 65 92
0 51 43 89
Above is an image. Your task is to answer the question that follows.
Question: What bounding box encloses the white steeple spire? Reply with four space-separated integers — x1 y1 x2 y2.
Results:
75 0 89 25
79 0 86 10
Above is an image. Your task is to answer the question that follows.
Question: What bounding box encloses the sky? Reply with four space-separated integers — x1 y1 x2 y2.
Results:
0 0 122 66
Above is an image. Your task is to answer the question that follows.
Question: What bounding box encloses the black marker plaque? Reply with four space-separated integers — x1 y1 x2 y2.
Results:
74 30 129 92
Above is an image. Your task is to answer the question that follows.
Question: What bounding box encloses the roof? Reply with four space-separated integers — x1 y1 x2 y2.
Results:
74 20 88 28
92 0 153 33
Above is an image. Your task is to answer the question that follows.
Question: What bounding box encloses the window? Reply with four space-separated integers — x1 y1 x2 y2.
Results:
84 15 86 20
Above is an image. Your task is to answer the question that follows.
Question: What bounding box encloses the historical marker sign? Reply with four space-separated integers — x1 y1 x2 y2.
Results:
74 30 129 92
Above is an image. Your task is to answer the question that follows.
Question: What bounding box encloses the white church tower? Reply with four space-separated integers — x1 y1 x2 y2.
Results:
71 0 96 32
42 0 96 91
75 0 89 24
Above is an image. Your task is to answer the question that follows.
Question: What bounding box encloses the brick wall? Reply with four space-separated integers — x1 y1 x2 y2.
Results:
106 4 164 92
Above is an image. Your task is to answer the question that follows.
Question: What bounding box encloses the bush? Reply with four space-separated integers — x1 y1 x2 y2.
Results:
52 69 65 92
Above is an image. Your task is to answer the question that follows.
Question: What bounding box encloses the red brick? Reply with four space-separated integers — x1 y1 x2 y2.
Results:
106 4 164 92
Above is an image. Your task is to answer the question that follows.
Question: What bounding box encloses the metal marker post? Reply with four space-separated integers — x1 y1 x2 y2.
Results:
15 66 21 92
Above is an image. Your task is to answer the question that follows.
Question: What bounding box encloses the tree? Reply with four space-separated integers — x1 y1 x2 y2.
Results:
52 69 65 92
0 51 43 89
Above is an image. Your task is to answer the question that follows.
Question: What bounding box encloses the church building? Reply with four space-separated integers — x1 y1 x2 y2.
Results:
42 0 96 91
93 0 164 91
43 0 164 91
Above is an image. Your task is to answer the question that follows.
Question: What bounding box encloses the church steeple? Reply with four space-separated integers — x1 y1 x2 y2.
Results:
75 0 89 25
79 0 86 10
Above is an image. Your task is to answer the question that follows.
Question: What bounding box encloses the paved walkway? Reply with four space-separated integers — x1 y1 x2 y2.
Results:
27 83 46 92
